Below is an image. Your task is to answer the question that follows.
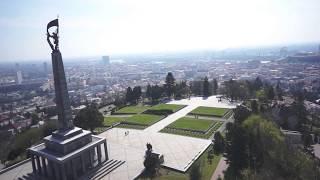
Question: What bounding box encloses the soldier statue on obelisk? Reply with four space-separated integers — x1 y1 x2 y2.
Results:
47 19 74 131
27 18 110 180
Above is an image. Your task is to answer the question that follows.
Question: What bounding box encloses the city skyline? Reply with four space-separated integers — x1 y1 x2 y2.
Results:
1 0 320 61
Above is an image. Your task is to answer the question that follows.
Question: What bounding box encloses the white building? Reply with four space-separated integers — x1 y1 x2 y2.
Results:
16 70 23 84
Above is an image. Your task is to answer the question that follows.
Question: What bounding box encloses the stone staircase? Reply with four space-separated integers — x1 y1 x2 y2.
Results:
17 173 45 180
16 159 125 180
87 159 125 180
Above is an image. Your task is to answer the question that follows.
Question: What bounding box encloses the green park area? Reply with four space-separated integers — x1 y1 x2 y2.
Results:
160 117 223 139
144 104 185 115
149 104 184 112
124 114 164 125
139 146 222 180
103 114 164 129
114 105 150 114
161 117 223 139
167 117 214 132
189 106 229 117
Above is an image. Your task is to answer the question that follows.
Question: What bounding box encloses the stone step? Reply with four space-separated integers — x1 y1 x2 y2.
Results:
93 160 125 180
88 159 117 177
90 160 125 180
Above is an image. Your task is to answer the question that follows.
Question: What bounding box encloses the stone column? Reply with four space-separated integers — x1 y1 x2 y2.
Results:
60 164 67 180
97 145 102 164
54 163 60 180
80 154 86 173
31 155 37 174
103 142 108 161
47 160 54 180
88 150 93 168
36 156 42 175
41 157 48 177
71 159 77 180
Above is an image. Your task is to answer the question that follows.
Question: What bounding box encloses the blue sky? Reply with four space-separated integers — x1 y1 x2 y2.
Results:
0 0 320 61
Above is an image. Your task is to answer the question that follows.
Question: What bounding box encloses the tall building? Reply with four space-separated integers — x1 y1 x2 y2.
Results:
15 63 23 84
102 56 110 65
16 70 23 84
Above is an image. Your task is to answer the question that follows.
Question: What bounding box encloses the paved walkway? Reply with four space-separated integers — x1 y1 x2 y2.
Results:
105 115 133 118
144 96 238 133
144 104 198 133
211 157 227 180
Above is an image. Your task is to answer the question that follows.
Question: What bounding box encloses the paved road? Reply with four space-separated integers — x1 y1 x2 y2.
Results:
211 157 227 180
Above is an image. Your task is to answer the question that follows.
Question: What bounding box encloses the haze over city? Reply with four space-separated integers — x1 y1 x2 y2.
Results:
1 0 320 61
1 1 320 180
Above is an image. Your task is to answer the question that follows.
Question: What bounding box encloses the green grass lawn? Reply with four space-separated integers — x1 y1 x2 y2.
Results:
103 116 124 126
114 105 150 114
139 146 222 180
168 117 215 131
190 106 229 117
103 114 164 129
124 114 164 126
161 121 223 139
149 104 184 112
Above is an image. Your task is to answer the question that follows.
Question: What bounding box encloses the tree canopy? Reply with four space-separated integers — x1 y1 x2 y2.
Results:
224 115 320 180
203 76 210 97
74 104 104 132
165 72 175 98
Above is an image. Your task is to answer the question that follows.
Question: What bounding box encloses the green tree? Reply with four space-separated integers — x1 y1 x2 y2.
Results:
190 80 202 95
225 115 320 180
165 72 175 98
203 76 210 97
212 79 218 95
302 132 314 156
31 112 40 125
150 85 163 102
251 100 258 114
213 131 225 154
276 81 283 100
224 124 248 178
291 99 308 130
146 84 152 100
175 81 188 99
253 77 263 90
125 87 133 104
74 104 104 132
132 86 142 103
189 163 201 180
256 89 267 102
266 86 275 100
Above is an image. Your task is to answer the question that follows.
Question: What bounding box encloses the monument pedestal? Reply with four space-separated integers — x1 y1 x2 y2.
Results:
29 128 108 180
28 51 108 180
27 20 112 180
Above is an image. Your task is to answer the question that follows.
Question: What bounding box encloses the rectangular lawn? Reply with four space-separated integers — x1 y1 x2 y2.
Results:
149 104 184 112
103 116 123 126
124 114 164 126
114 105 149 114
190 106 229 117
167 117 215 131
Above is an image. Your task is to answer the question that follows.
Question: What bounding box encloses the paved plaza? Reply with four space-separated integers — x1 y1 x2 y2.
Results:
99 96 238 179
168 96 239 108
0 96 238 180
